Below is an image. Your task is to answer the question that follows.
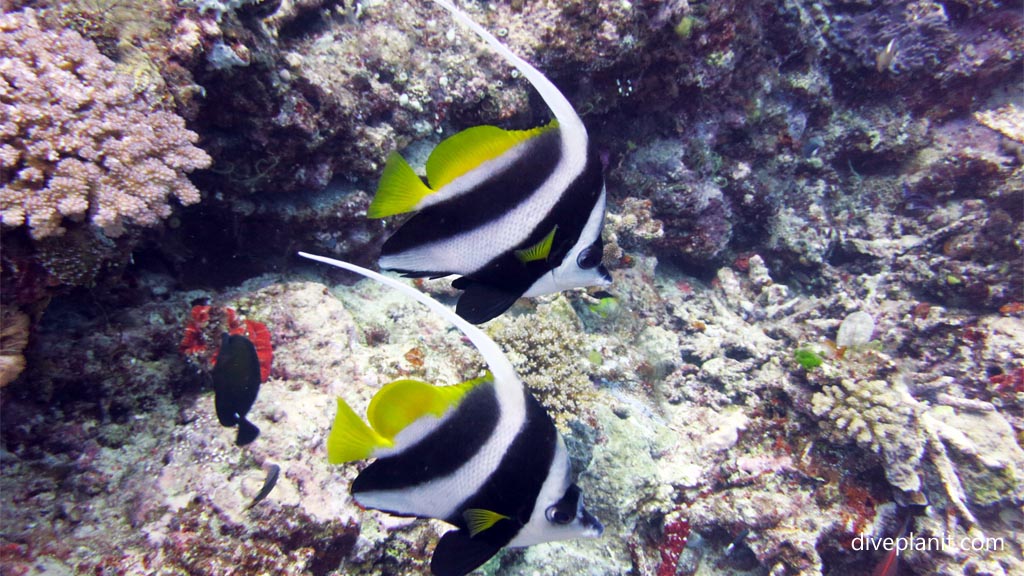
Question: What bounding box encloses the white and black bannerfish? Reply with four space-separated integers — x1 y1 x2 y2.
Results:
369 0 611 324
297 252 603 576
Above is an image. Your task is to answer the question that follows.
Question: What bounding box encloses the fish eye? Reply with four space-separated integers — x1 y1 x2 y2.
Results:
545 505 574 525
576 243 603 269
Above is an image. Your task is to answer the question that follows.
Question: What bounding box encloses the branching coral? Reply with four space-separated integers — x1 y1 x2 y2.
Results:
487 297 595 426
0 9 210 240
810 361 1024 529
811 378 926 492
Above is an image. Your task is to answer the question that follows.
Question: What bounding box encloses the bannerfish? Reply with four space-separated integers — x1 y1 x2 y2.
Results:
297 251 604 576
369 0 611 324
212 333 262 446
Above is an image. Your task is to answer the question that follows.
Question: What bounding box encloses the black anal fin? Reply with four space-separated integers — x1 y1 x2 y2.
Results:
454 282 523 324
236 417 260 446
430 529 504 576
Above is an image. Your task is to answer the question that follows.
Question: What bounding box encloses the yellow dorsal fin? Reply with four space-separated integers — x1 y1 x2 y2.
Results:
426 121 558 190
327 397 393 464
463 508 510 538
369 152 435 218
366 372 494 440
514 225 558 263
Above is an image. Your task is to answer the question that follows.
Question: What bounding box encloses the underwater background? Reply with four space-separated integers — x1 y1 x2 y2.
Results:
1 0 1023 574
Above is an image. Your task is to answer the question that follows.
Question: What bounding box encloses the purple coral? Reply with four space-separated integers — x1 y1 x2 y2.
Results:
0 10 211 240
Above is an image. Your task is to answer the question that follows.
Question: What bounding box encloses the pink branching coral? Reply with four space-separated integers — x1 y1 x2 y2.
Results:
0 10 211 240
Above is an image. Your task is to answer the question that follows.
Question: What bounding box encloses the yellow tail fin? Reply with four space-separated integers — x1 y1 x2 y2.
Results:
368 152 434 218
327 398 392 464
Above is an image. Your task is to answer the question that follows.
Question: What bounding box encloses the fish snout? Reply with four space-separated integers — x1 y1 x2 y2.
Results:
597 265 612 286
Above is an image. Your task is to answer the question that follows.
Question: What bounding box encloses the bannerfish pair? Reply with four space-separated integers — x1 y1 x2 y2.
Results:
212 333 262 446
298 252 603 576
370 0 611 324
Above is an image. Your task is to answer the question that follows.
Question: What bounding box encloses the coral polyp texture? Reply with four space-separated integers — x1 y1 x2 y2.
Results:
487 297 596 427
0 9 210 240
812 377 925 491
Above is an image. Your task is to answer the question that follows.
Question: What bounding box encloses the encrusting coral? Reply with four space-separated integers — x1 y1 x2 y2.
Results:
974 103 1024 143
0 9 210 240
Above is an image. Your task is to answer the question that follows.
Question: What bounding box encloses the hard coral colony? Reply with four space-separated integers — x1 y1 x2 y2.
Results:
0 0 1022 576
0 10 210 240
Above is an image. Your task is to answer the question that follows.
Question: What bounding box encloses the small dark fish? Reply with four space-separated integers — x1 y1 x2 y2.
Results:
246 463 280 510
901 183 934 216
212 333 262 446
724 528 751 557
801 136 825 158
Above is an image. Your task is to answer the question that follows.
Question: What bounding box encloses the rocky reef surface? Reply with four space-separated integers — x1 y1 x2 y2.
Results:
2 0 1023 575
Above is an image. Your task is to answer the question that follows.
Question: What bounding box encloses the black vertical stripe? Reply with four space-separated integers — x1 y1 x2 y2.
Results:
381 129 564 261
352 382 500 495
459 143 605 288
444 389 559 545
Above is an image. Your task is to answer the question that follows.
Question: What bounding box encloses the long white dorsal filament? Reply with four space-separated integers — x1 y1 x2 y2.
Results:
430 0 587 147
297 252 517 384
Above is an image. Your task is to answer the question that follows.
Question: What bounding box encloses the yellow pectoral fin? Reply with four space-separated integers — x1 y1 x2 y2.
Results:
366 373 494 440
327 397 392 464
463 508 510 538
425 121 558 190
369 152 434 218
514 225 558 264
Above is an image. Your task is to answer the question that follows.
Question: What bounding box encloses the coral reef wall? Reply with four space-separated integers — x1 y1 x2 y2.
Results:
1 5 211 383
1 0 1022 575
